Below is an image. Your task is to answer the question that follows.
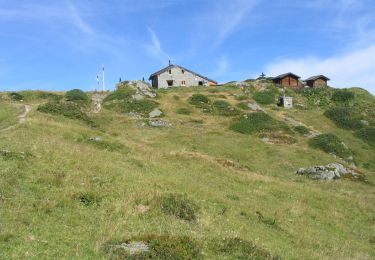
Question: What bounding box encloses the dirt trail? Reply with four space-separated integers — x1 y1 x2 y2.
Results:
18 105 32 124
0 104 32 132
92 93 108 113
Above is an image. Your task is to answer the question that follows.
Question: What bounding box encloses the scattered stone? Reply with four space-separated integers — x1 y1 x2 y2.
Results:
149 108 163 118
148 119 171 128
132 94 144 101
360 120 369 126
127 112 142 119
136 205 150 213
89 137 102 142
248 103 263 111
112 242 149 255
297 163 362 180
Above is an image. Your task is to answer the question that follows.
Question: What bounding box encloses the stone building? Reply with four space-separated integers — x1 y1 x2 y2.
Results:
149 63 217 89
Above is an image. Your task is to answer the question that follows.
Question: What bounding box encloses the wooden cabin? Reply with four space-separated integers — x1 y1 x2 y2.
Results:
272 73 300 88
305 75 330 88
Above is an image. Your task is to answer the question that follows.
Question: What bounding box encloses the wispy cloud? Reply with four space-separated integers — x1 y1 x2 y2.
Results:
0 1 96 36
65 0 96 36
215 0 260 41
211 55 229 77
145 27 170 64
264 44 375 93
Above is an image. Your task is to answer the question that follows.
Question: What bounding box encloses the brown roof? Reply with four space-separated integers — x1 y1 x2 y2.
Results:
273 72 301 80
149 64 217 84
305 75 330 81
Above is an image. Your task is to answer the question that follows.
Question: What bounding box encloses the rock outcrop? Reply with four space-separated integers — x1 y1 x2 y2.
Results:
128 80 156 98
297 163 362 180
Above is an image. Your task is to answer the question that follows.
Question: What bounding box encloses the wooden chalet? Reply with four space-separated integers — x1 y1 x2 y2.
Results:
305 75 330 88
272 73 301 88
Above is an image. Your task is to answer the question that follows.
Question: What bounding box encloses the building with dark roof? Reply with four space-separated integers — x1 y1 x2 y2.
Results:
148 63 217 89
272 72 301 87
305 75 330 88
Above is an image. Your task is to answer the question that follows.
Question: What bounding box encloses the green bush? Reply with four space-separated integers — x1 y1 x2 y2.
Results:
293 125 310 135
160 194 199 221
210 238 277 260
237 102 249 110
37 101 95 126
235 95 248 101
17 91 62 101
77 137 127 152
300 87 333 108
324 107 364 130
104 235 202 259
332 89 355 103
9 92 24 101
309 133 351 158
253 91 275 105
75 192 101 207
103 88 136 102
65 89 89 102
188 94 210 107
176 108 192 115
355 127 375 147
230 112 288 134
105 99 158 116
212 100 240 117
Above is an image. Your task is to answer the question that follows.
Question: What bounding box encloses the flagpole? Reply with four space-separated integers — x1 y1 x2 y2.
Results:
102 63 105 91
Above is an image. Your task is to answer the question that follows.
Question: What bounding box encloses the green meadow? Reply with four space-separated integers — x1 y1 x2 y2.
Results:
0 85 374 259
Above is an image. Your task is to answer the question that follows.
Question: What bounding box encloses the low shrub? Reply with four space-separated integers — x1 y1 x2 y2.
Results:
105 99 158 116
0 150 32 160
104 235 202 259
252 91 275 105
37 101 95 126
103 88 136 102
309 133 351 158
65 89 89 102
300 87 333 108
212 100 240 117
18 91 62 101
159 194 199 221
121 100 158 115
210 238 278 260
331 89 355 103
355 127 375 147
75 192 101 207
77 137 127 152
173 95 180 101
293 125 310 135
188 94 210 107
230 112 288 134
176 108 192 115
324 107 364 130
9 92 24 101
235 95 248 101
237 102 249 110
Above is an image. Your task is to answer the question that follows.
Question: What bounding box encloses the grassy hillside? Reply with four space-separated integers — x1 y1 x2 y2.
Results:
0 85 374 259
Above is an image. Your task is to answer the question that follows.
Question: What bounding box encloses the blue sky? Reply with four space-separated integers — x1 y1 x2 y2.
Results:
0 0 374 93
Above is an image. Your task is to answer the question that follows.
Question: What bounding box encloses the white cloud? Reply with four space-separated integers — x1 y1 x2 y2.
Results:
264 44 375 94
145 27 170 64
216 0 260 41
211 55 229 77
65 0 96 36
